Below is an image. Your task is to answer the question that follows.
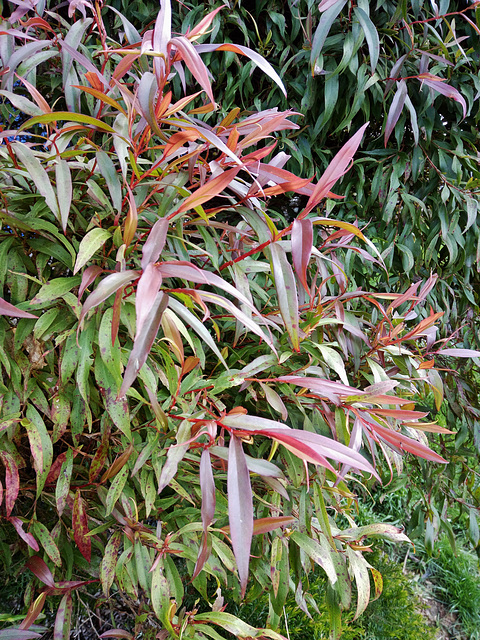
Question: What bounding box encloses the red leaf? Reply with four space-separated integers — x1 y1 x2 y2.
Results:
227 436 253 597
8 517 39 551
100 632 134 640
368 422 447 464
78 265 104 299
303 123 368 216
0 451 19 516
19 592 47 630
73 490 91 562
0 297 37 319
79 270 140 326
291 218 313 294
25 556 55 587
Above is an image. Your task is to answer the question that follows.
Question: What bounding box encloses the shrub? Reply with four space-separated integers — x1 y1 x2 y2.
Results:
0 2 478 640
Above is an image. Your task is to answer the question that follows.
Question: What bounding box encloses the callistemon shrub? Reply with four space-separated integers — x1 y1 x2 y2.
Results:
0 1 476 639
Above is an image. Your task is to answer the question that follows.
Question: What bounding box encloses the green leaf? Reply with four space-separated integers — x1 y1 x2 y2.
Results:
105 466 129 516
74 228 111 274
101 531 122 597
33 521 62 567
23 405 53 498
30 277 81 305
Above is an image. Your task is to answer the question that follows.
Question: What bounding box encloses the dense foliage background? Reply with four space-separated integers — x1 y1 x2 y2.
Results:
0 1 479 639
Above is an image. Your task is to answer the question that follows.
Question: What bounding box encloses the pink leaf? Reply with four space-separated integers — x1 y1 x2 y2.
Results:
120 292 169 396
437 348 480 358
222 414 378 477
418 74 467 119
79 270 140 325
0 451 19 516
193 449 216 579
291 218 313 294
25 556 56 588
303 123 369 216
227 436 253 597
100 631 134 640
78 265 103 299
0 297 37 319
8 517 39 551
136 264 163 336
384 80 408 146
152 0 171 83
169 36 215 104
369 422 447 464
141 218 169 269
270 243 300 351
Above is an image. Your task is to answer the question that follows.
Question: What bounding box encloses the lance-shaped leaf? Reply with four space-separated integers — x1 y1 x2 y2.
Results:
291 218 313 294
290 531 337 584
346 547 370 620
222 414 378 477
0 297 37 319
210 446 284 477
303 123 368 216
33 521 61 567
73 490 91 562
13 143 59 220
78 265 104 299
199 291 276 353
269 243 300 351
18 111 112 134
193 449 216 579
158 261 270 321
353 7 379 73
157 420 191 494
194 611 286 639
74 228 111 274
384 80 408 146
8 517 39 551
169 36 214 103
227 436 253 597
0 631 42 640
339 523 411 544
223 516 296 536
96 150 123 216
101 532 122 597
367 421 447 463
53 593 72 640
79 270 140 325
310 0 348 69
25 556 56 588
0 452 19 517
195 43 286 96
56 449 73 516
19 592 47 631
120 292 169 396
55 158 72 233
141 218 169 269
23 406 53 498
277 375 362 404
437 348 480 358
175 167 242 215
168 297 227 367
418 73 467 119
136 264 163 336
